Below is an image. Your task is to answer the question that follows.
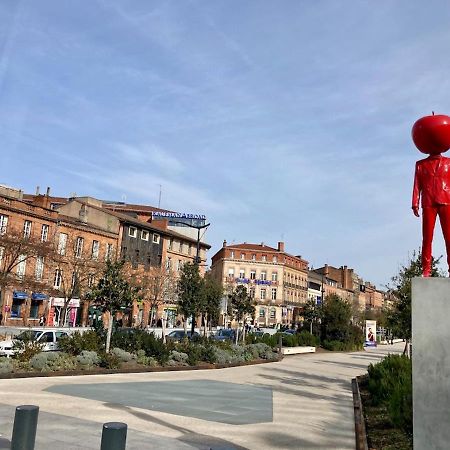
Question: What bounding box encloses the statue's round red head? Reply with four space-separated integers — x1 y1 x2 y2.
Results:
412 114 450 155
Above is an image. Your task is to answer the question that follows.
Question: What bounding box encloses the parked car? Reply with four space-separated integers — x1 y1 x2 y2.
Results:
0 329 70 357
213 328 236 342
166 330 200 342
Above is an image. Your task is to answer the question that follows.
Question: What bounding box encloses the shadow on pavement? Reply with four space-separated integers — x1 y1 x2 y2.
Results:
104 402 248 450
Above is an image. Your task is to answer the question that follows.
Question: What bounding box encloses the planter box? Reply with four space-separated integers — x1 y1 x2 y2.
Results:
281 346 315 355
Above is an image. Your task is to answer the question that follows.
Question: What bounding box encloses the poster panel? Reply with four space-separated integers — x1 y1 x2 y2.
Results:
365 320 377 347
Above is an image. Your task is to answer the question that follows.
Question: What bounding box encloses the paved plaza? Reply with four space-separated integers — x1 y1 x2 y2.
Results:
0 343 403 449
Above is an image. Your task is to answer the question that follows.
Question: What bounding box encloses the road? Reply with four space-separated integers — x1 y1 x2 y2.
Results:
0 343 403 449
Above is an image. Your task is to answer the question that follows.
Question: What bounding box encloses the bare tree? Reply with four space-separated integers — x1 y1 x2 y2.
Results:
130 265 177 343
50 234 105 326
0 226 54 323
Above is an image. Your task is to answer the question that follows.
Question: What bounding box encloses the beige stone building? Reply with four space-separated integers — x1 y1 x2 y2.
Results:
210 241 308 327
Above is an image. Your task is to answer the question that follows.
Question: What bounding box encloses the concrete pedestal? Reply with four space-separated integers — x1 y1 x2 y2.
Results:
412 278 450 450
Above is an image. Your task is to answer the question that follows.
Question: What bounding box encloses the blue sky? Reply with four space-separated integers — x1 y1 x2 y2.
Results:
1 0 450 287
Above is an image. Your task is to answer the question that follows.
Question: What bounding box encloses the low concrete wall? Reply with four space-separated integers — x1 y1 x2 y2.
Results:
281 346 316 355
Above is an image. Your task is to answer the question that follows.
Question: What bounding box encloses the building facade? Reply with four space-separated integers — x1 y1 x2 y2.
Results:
210 241 308 327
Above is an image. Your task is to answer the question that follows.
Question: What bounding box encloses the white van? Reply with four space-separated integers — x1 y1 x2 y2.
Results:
0 329 70 358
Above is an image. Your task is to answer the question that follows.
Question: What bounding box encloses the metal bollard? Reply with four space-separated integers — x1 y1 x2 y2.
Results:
100 422 127 450
11 405 39 450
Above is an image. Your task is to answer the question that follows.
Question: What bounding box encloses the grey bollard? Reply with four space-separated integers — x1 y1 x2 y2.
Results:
100 422 127 450
11 405 39 450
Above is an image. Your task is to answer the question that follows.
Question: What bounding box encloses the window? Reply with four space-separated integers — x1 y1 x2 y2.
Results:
54 269 62 289
249 287 255 298
106 243 114 260
29 300 39 319
0 215 8 235
188 244 192 255
250 270 256 280
271 288 277 300
272 272 278 281
17 255 26 278
259 308 265 318
168 239 173 250
0 246 3 266
230 250 235 258
141 230 149 241
166 257 172 271
23 220 32 238
252 254 256 261
35 256 44 281
260 289 266 300
91 240 99 260
270 309 276 319
228 268 235 277
180 242 184 253
153 233 160 244
273 256 277 263
240 253 245 260
262 255 267 261
260 271 267 281
75 237 84 258
239 269 245 278
177 260 182 271
58 233 68 255
88 274 95 288
41 224 49 242
128 226 137 238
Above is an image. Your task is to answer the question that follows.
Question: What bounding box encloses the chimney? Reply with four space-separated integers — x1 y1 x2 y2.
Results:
277 241 285 252
223 240 227 248
46 187 50 197
261 242 264 247
79 204 88 223
36 186 40 195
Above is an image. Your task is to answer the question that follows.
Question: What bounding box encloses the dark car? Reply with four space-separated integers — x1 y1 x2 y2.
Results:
213 329 236 342
166 330 200 342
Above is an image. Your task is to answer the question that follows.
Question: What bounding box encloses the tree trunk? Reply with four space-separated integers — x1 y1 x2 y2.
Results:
310 321 313 334
106 311 113 353
191 313 195 336
203 313 208 337
162 309 167 344
235 326 239 345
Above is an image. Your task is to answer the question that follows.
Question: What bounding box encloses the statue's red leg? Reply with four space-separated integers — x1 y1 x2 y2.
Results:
422 206 438 276
438 205 450 275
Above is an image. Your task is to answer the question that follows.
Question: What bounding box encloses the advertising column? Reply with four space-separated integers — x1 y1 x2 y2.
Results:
365 320 377 347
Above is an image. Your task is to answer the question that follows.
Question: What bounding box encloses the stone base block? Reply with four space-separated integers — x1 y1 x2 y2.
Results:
412 278 450 450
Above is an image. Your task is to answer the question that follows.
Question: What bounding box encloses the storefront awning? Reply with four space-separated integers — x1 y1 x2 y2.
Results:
13 291 28 300
31 293 48 301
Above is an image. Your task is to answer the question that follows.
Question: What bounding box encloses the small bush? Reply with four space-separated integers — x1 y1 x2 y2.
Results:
170 351 189 364
0 358 13 373
111 348 134 363
30 352 78 372
367 355 412 434
59 331 103 356
296 331 319 347
76 350 100 368
136 350 158 366
99 351 121 369
12 336 45 362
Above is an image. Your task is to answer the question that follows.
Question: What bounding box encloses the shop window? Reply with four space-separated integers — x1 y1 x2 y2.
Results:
11 299 25 318
30 300 40 319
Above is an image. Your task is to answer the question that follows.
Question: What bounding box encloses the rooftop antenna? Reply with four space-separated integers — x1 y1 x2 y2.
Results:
158 184 162 208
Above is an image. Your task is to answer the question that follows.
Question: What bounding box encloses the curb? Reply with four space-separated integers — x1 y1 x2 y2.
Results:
0 356 282 380
352 376 369 450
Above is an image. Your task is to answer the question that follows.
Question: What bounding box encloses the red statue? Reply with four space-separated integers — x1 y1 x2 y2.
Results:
412 113 450 276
